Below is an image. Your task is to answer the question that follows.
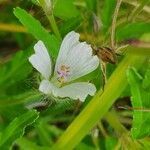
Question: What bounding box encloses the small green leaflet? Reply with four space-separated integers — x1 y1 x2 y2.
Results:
127 67 150 139
13 7 60 59
0 109 39 150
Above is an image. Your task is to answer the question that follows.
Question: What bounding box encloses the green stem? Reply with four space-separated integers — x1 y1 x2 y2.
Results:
47 14 61 41
38 0 61 40
52 50 147 150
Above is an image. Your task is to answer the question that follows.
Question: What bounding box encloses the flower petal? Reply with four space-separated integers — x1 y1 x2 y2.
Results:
55 82 96 101
29 40 52 79
39 80 57 95
55 31 80 68
54 31 99 82
39 80 96 101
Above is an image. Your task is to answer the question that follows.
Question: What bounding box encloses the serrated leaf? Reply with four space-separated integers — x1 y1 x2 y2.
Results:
127 67 150 139
53 0 79 20
13 7 60 58
0 109 39 150
116 22 150 41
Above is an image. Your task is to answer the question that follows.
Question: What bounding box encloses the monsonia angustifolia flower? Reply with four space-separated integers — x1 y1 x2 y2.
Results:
29 31 99 101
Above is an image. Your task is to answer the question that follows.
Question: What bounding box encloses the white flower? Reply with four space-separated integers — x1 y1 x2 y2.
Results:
29 31 99 101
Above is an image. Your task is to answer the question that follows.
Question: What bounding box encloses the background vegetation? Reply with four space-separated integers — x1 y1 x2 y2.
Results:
0 0 150 149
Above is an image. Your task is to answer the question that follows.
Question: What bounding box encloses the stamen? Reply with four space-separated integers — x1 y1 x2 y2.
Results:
57 65 70 83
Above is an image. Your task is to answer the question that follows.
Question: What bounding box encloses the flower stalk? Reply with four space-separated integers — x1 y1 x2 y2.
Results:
38 0 61 40
47 14 62 41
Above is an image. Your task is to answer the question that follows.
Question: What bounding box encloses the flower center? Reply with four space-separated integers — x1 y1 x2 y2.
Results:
57 65 70 83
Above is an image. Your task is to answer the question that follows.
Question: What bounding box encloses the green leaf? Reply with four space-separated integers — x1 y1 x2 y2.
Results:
76 142 95 150
85 0 97 12
101 0 116 32
13 7 60 58
16 137 49 150
60 16 82 36
53 0 79 20
105 137 117 150
31 0 39 5
0 50 32 88
0 109 39 150
0 91 42 107
142 64 150 91
36 120 53 146
139 138 150 149
116 22 150 41
0 105 27 123
127 67 150 139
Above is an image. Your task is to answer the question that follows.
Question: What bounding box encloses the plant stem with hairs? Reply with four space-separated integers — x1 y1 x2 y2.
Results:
111 0 122 50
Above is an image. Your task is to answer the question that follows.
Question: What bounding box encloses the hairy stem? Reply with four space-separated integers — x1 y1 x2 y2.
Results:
111 0 122 49
47 14 62 41
39 0 61 40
